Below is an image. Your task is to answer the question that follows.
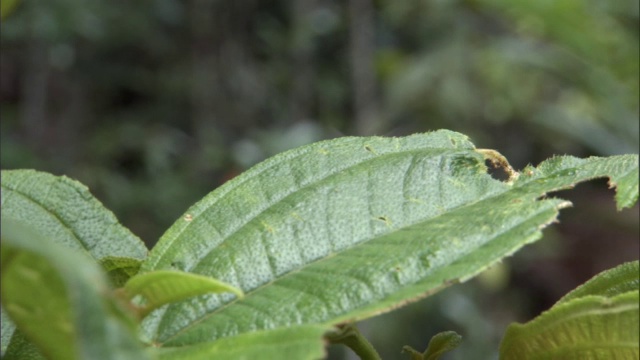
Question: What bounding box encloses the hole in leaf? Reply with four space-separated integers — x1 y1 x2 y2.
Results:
485 159 511 182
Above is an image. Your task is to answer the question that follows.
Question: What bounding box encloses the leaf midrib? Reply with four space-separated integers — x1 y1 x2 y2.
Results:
147 145 475 272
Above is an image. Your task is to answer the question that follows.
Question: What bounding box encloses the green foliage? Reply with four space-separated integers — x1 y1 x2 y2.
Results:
99 257 144 288
500 261 639 359
402 331 462 360
1 130 638 359
123 270 243 318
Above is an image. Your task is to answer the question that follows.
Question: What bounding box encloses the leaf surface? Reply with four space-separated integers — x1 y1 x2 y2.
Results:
152 324 329 360
1 169 148 260
124 270 244 318
0 218 149 360
138 130 638 347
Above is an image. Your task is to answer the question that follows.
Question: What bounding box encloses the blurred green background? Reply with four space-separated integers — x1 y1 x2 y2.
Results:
1 0 638 358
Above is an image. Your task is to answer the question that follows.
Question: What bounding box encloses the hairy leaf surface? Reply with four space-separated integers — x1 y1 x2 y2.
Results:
0 169 148 260
137 130 637 347
500 293 638 359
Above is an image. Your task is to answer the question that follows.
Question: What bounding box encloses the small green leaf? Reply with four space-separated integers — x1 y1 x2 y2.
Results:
152 324 329 360
403 331 462 360
100 256 144 288
1 218 149 360
424 331 463 360
499 262 640 359
402 346 424 360
124 270 244 318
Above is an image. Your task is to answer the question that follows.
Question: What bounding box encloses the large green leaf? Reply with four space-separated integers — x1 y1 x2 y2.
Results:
1 169 149 351
139 130 638 348
499 261 639 359
0 218 149 360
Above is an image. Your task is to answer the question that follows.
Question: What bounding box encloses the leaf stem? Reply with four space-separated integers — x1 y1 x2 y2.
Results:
327 324 382 360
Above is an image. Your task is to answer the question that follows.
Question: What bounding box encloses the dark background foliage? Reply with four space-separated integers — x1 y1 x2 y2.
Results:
1 0 638 358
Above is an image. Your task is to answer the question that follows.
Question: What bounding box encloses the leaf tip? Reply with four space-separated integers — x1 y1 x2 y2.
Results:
403 331 462 360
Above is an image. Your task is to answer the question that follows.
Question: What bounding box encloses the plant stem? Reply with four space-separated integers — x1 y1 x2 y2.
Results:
326 323 382 360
